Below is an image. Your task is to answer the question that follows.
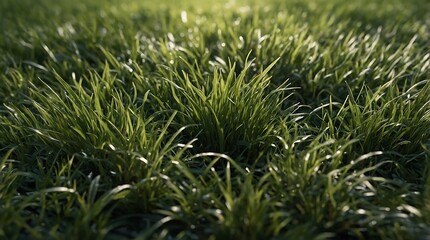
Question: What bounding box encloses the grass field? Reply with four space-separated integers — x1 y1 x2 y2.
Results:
0 0 429 239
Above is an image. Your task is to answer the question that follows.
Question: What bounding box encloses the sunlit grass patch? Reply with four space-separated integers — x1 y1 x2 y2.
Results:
0 0 429 238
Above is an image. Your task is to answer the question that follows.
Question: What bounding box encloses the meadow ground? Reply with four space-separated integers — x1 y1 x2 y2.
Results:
0 0 429 239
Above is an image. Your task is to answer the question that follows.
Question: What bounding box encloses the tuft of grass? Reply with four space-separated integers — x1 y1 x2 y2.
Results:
148 56 293 156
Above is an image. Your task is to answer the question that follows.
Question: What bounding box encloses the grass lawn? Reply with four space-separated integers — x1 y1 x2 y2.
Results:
1 0 429 239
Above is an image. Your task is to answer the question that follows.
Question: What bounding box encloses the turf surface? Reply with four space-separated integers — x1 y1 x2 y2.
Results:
0 0 429 239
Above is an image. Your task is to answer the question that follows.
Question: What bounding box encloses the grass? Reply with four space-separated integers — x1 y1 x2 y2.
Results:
0 0 429 239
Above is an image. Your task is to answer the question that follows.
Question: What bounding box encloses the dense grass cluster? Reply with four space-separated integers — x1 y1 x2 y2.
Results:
1 0 429 239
